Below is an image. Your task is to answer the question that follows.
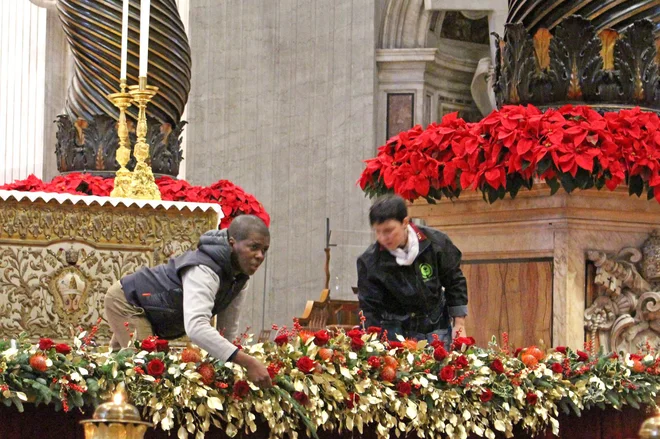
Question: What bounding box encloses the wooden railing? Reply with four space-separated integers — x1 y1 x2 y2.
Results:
297 289 360 332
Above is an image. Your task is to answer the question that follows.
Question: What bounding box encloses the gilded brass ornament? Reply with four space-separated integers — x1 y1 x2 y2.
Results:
127 77 160 200
108 80 133 198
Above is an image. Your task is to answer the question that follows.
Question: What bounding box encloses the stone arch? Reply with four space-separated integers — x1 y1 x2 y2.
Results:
380 0 437 49
376 0 494 146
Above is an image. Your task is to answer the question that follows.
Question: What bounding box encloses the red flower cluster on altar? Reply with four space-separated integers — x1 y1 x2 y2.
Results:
359 105 660 203
0 173 270 229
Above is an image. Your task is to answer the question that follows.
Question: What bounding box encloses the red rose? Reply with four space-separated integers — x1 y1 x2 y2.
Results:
577 350 589 362
346 392 360 409
55 343 71 354
351 336 365 351
555 346 567 354
526 392 538 405
155 339 169 352
313 330 330 346
141 338 157 352
396 381 412 396
347 328 364 338
551 363 564 374
434 346 448 361
490 358 505 374
367 326 382 334
454 336 476 350
293 391 309 405
146 358 165 377
39 338 54 351
480 389 493 403
430 339 445 349
274 334 289 346
296 356 316 374
367 356 382 369
513 347 523 357
610 353 619 360
233 380 250 398
439 365 455 382
455 355 469 369
630 354 644 361
388 341 404 349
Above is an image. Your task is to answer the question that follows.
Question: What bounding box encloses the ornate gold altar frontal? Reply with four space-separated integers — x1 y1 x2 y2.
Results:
0 191 222 342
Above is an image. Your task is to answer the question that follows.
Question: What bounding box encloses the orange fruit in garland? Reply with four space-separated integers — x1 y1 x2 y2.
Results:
29 354 48 372
197 362 216 385
402 339 418 350
383 355 399 370
380 366 397 382
525 346 544 361
181 347 202 364
521 353 538 367
632 359 645 373
299 330 314 343
317 348 334 362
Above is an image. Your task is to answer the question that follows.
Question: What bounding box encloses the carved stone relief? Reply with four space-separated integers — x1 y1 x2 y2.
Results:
585 231 660 353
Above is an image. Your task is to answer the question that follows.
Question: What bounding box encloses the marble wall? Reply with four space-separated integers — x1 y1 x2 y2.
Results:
185 0 383 333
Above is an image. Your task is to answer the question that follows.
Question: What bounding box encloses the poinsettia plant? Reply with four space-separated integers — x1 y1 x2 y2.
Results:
360 105 660 204
0 173 269 229
1 322 659 439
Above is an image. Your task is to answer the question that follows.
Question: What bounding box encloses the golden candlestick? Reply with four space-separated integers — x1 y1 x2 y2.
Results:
80 384 152 438
127 76 161 200
108 79 133 198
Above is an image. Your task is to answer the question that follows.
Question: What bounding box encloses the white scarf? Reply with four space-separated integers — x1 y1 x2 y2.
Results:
388 225 419 266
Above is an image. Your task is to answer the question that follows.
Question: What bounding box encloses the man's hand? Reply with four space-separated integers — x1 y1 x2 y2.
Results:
233 350 272 388
452 316 466 340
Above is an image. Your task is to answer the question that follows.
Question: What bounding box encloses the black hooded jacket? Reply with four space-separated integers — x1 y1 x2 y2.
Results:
357 225 468 336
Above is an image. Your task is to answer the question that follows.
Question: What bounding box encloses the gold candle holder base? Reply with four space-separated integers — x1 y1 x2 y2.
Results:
80 385 152 439
108 80 133 198
127 77 161 200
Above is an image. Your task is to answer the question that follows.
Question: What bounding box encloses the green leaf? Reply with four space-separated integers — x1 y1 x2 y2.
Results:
625 393 640 410
537 158 552 176
10 397 24 413
559 172 576 193
628 175 644 197
546 177 560 195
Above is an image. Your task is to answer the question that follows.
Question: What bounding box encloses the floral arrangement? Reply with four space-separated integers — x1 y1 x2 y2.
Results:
1 321 659 439
359 105 660 204
0 173 269 229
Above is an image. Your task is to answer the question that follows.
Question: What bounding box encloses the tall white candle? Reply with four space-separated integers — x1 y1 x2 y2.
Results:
120 0 129 80
139 0 150 77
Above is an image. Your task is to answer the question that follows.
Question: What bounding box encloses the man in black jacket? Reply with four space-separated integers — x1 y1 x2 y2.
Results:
357 195 468 347
104 214 272 388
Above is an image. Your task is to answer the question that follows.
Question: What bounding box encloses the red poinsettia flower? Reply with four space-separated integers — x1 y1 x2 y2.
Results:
358 104 660 206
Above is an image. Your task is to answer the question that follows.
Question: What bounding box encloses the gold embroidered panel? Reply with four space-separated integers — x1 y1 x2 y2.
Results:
0 194 221 342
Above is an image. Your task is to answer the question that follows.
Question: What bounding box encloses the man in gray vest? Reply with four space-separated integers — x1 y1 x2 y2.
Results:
104 215 272 388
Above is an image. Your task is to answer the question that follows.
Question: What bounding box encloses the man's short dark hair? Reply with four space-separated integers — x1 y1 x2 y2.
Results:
369 194 408 225
228 215 270 241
